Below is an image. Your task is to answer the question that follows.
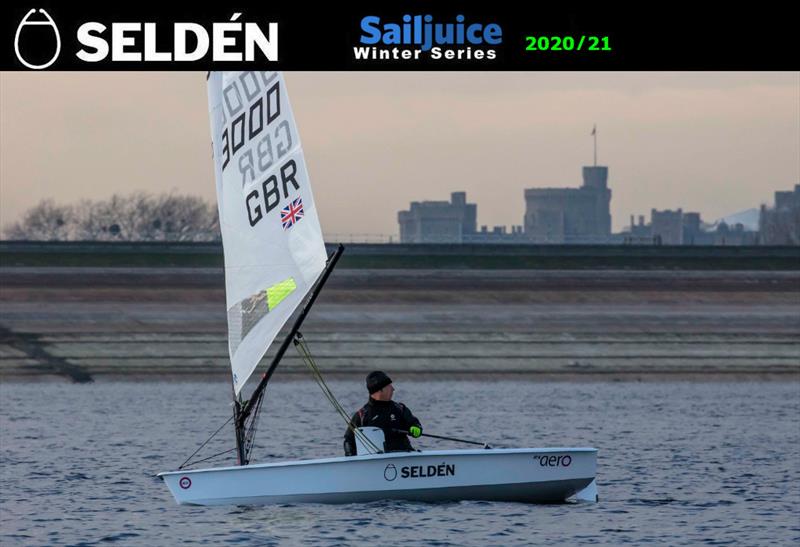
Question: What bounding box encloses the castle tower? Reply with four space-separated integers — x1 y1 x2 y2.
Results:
582 166 611 236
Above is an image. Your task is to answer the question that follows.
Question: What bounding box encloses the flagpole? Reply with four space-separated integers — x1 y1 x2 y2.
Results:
592 124 597 166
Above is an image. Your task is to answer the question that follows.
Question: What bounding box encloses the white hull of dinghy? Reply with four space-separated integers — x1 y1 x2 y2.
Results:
159 447 596 506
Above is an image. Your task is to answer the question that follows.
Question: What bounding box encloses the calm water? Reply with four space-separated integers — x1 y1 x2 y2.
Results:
1 379 799 546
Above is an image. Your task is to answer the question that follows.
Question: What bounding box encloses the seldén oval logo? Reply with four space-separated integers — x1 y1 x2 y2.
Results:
15 8 61 69
355 14 502 62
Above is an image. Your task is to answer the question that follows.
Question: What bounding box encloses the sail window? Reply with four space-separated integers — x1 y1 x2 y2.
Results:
227 277 298 355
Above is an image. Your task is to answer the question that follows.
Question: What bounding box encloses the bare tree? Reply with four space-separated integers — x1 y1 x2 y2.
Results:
4 200 75 240
149 194 219 241
4 193 221 241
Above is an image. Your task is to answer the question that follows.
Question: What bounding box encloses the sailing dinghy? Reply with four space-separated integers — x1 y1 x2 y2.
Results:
159 71 598 505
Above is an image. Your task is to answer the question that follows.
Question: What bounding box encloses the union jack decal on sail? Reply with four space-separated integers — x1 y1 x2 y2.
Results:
281 197 304 230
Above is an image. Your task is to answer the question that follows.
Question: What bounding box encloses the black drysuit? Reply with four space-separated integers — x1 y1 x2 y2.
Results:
343 399 422 456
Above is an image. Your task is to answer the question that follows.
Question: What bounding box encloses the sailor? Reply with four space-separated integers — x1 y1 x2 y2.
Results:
343 371 422 456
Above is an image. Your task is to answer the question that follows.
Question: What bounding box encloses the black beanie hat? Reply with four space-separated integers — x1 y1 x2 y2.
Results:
366 371 392 394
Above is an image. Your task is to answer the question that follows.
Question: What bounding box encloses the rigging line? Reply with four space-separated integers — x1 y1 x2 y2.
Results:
297 339 351 422
244 390 265 460
299 344 375 452
242 383 265 460
297 340 346 417
241 370 268 462
307 354 354 427
295 337 345 411
294 335 381 454
179 414 234 470
182 447 238 467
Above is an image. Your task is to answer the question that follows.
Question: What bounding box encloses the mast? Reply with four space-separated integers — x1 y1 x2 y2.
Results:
234 243 345 465
232 390 246 465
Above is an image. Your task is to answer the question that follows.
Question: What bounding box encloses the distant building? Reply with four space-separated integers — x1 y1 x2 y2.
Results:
397 192 528 244
651 208 684 245
622 215 651 243
523 166 612 243
682 212 703 245
398 192 477 243
759 184 800 245
623 208 759 246
712 222 759 246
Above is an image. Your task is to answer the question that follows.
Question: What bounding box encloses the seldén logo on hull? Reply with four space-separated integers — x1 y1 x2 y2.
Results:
355 14 502 62
13 9 278 69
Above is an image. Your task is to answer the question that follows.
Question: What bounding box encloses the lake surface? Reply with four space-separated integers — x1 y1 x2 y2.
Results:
1 380 799 545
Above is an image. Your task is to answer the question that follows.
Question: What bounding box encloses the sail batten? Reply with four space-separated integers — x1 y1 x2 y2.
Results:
208 71 327 394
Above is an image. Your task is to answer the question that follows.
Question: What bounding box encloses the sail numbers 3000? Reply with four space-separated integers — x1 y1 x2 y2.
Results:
220 75 289 175
217 72 301 228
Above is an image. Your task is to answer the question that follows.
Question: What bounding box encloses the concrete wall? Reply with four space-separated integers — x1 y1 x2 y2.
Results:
2 241 799 270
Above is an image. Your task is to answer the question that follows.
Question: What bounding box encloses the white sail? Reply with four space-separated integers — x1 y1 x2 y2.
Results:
207 72 327 394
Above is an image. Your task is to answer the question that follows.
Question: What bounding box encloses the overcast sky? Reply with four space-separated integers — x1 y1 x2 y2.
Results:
1 72 798 236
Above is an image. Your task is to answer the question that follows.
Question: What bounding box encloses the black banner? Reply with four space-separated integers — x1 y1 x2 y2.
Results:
2 1 797 71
